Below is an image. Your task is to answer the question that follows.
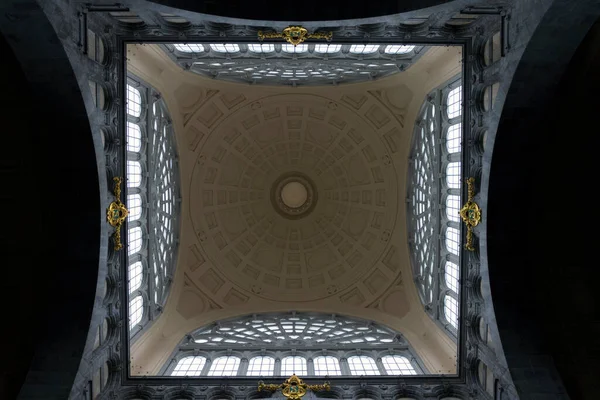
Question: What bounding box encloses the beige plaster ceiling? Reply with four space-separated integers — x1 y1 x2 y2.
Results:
126 43 462 376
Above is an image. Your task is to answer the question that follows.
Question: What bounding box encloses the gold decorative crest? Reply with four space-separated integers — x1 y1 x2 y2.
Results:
258 26 333 46
460 177 481 251
258 374 330 400
107 177 129 251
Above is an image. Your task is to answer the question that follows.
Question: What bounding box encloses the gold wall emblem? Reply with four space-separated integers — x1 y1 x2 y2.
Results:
258 26 333 46
258 374 330 400
107 177 129 251
460 177 481 251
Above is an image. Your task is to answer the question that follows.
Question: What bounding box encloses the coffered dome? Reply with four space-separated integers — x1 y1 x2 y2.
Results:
190 93 399 302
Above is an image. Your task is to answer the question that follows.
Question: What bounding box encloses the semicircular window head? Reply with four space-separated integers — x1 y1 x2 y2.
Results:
408 75 463 339
162 312 427 376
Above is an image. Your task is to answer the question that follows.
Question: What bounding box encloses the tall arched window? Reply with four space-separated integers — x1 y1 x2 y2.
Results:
171 356 206 376
381 355 417 375
125 75 181 340
162 312 426 376
408 75 463 337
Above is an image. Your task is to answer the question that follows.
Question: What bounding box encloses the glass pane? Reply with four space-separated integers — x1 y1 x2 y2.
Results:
446 195 460 222
282 44 308 53
347 356 379 375
128 295 143 330
446 123 461 153
349 44 379 54
445 226 460 255
127 194 142 221
127 160 142 188
445 261 459 293
208 356 240 376
281 356 307 375
171 356 206 376
126 122 142 152
313 356 341 376
446 162 461 189
126 85 142 117
384 45 415 54
248 43 274 53
447 86 462 119
314 44 342 53
247 356 274 376
173 44 204 53
444 295 459 329
210 43 240 53
128 261 143 294
381 355 417 375
128 226 143 255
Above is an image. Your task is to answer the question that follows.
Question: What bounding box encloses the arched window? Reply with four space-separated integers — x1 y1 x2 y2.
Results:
384 45 415 54
173 44 204 53
128 295 143 330
125 76 181 341
282 44 308 53
247 356 274 376
408 76 463 338
347 356 379 375
313 356 341 376
208 356 240 376
248 43 274 53
444 296 459 329
209 43 239 53
349 44 379 54
281 356 307 376
128 261 143 294
164 313 426 376
171 356 206 376
314 44 341 53
381 355 416 375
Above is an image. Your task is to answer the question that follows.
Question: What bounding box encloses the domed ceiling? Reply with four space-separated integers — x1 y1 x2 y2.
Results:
126 43 462 375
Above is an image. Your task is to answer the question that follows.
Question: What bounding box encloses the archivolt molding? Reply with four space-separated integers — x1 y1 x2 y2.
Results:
33 0 528 398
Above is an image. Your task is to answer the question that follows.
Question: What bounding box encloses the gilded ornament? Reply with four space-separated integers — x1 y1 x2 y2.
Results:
459 177 481 251
107 177 129 251
258 374 330 400
258 26 333 46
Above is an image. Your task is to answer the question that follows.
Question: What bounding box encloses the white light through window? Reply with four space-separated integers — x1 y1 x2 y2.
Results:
347 356 379 375
127 194 142 221
445 227 460 255
171 356 207 376
445 295 459 329
128 261 143 294
349 44 379 54
314 356 341 376
210 43 240 53
314 44 342 53
128 226 142 255
281 356 307 375
384 45 415 54
282 44 308 53
446 123 462 153
128 295 143 330
247 356 274 376
445 261 459 293
207 356 240 376
447 86 462 119
446 195 460 222
381 355 417 375
126 122 141 153
446 162 461 189
126 85 141 117
173 44 204 53
248 43 274 53
126 160 142 188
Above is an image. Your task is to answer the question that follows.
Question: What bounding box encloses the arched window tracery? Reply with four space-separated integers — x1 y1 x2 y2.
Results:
162 312 426 376
125 75 181 340
408 75 463 337
162 43 426 86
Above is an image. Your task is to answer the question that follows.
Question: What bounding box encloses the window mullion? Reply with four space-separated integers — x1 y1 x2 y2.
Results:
432 91 444 320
